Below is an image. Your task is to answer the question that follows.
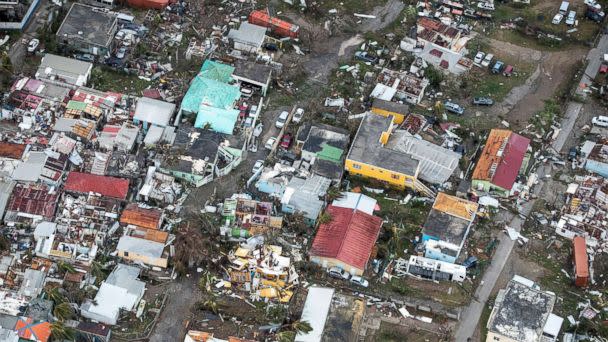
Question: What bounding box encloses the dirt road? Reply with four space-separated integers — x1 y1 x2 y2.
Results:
490 38 587 127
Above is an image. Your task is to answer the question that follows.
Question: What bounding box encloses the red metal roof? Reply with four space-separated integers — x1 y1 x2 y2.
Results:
64 172 129 200
310 205 383 271
15 317 51 342
492 132 530 190
7 184 59 219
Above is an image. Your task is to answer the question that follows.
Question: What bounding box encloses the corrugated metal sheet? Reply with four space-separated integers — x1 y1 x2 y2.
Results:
573 236 589 287
120 203 162 230
310 205 382 270
64 172 129 200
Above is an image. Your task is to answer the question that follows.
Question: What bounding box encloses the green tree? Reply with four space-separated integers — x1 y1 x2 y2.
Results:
290 320 312 335
53 302 74 322
57 261 76 274
325 187 344 202
50 321 75 341
276 331 295 342
45 288 65 304
318 212 332 225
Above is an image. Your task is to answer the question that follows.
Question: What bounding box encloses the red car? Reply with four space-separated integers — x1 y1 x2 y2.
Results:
280 133 292 149
600 64 608 74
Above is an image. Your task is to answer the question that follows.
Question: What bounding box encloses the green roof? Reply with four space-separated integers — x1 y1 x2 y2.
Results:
200 60 235 83
316 143 343 163
181 76 241 113
66 100 87 111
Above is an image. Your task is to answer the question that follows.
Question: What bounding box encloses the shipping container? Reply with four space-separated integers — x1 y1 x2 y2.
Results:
573 236 589 287
248 10 299 39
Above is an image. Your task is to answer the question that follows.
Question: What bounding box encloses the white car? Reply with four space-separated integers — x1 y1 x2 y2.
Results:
252 160 264 174
292 108 304 123
566 10 576 25
592 116 608 127
116 47 127 59
477 2 495 10
481 53 494 67
248 105 258 118
27 38 39 53
275 111 289 128
585 0 601 10
474 51 485 64
350 276 369 287
264 137 277 150
552 13 564 24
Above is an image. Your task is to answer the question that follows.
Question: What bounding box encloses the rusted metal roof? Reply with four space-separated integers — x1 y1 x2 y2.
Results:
432 192 478 221
573 236 589 284
7 184 58 219
472 129 530 190
120 203 163 230
0 142 27 160
310 205 383 271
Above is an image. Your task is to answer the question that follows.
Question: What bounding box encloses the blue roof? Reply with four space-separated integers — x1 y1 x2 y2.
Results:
200 60 235 83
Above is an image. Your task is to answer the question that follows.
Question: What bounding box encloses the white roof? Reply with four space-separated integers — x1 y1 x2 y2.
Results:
370 83 397 101
295 287 334 342
227 22 266 46
331 192 377 215
34 221 57 237
116 236 164 259
133 97 176 127
11 151 46 182
543 313 563 337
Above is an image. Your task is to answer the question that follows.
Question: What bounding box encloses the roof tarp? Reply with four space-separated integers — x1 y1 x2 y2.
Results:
316 143 343 163
194 105 239 135
199 60 235 83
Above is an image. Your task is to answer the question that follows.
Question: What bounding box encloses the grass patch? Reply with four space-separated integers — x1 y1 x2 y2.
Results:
479 297 495 341
90 67 151 94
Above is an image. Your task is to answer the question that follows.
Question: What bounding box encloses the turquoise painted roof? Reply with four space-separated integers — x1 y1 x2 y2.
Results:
194 105 240 135
200 60 235 83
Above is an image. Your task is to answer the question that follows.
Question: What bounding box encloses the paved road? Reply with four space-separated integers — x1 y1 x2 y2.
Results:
577 34 608 97
454 115 576 341
552 102 583 153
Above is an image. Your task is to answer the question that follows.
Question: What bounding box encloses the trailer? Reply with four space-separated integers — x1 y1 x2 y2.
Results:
248 10 299 39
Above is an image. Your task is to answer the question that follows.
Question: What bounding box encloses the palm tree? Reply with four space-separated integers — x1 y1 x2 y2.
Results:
53 302 74 322
90 261 105 281
50 322 75 341
57 261 76 274
290 320 312 335
318 212 332 224
45 288 65 304
276 331 295 342
325 187 344 202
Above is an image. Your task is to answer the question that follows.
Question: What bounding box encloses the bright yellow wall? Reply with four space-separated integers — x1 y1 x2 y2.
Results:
370 108 405 124
344 159 416 190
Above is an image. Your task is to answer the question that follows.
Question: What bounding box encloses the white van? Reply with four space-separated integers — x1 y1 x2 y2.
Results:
559 1 569 15
592 115 608 127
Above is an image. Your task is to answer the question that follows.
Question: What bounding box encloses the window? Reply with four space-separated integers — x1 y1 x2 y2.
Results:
493 337 500 341
124 252 129 257
391 174 400 180
352 163 361 170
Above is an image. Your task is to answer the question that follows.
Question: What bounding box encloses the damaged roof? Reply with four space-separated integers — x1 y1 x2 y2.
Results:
64 172 129 200
310 205 383 271
487 280 556 341
120 203 163 230
472 129 530 190
133 97 176 127
6 184 58 219
347 113 419 176
56 3 117 47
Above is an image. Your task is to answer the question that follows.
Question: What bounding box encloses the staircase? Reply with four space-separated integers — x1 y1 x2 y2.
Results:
413 179 436 198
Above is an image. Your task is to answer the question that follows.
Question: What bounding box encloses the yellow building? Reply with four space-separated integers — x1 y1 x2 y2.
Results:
345 113 428 192
370 98 410 124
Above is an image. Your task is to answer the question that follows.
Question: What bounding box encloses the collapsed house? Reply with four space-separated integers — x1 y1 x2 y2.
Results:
372 68 429 105
221 197 283 238
227 244 298 303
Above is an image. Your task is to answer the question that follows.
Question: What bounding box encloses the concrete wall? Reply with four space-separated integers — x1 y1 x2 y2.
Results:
486 331 518 342
345 159 417 190
310 255 364 276
117 250 168 268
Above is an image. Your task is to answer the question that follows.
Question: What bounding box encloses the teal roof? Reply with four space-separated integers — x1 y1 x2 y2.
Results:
181 76 241 113
194 105 240 135
200 60 235 83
